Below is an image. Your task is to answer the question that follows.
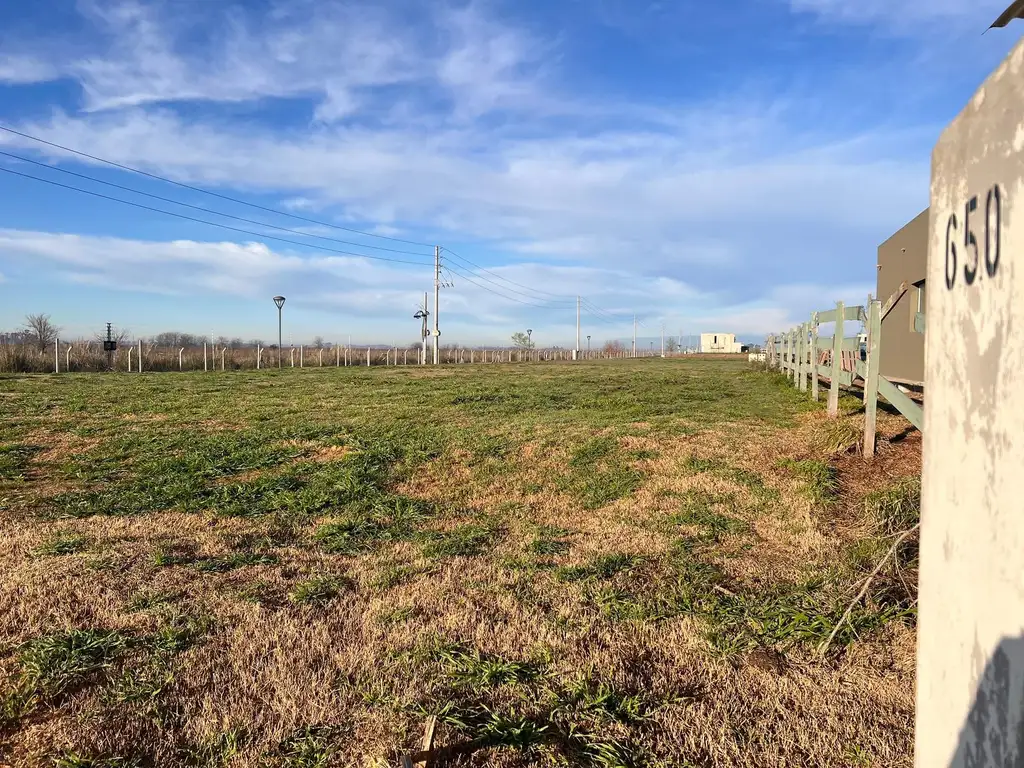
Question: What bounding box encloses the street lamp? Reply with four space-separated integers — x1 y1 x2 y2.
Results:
587 335 591 357
273 296 286 369
414 307 429 366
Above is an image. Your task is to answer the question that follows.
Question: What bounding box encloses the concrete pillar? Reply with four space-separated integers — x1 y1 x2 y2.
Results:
916 37 1024 767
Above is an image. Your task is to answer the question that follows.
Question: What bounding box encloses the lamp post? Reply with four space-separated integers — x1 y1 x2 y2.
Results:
527 329 533 361
273 296 286 369
414 301 429 366
587 335 591 357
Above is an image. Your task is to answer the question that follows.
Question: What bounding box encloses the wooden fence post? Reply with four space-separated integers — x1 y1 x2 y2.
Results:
790 328 798 384
862 299 882 458
810 314 819 401
794 323 802 393
828 301 843 417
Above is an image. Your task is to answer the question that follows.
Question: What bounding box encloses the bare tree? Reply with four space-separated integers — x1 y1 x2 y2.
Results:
23 314 60 351
93 326 131 345
312 336 325 349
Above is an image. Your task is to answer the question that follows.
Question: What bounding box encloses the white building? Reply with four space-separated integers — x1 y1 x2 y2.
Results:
700 333 743 354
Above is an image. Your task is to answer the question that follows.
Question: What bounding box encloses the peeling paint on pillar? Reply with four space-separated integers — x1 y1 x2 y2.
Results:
916 37 1024 768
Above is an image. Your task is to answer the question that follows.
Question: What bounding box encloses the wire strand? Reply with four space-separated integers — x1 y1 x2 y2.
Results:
441 246 578 300
439 250 576 306
0 150 434 257
0 166 433 267
0 123 435 248
444 262 579 309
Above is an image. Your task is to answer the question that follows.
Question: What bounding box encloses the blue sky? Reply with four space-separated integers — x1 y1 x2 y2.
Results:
0 0 1018 347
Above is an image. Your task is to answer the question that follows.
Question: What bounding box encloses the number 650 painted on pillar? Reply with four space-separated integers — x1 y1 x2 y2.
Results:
945 185 1002 290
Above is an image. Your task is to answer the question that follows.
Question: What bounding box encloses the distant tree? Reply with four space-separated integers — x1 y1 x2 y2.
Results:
665 338 679 353
603 340 626 354
511 331 535 350
23 314 60 351
216 336 230 347
312 336 325 349
249 339 264 349
230 338 244 349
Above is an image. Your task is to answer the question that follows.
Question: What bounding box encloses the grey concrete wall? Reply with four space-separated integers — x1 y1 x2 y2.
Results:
917 37 1024 767
877 209 928 385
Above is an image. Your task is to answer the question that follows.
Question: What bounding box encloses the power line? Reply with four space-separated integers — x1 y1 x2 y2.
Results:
580 298 621 322
580 304 622 325
441 246 577 300
444 261 579 310
0 123 435 248
0 166 433 267
439 250 576 306
0 149 433 257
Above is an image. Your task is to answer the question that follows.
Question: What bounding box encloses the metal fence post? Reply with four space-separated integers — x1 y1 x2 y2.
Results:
828 302 844 417
366 347 370 367
862 299 882 458
810 314 819 401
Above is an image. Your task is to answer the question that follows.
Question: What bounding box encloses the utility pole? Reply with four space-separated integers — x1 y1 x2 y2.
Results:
632 314 637 359
433 246 440 365
576 296 581 361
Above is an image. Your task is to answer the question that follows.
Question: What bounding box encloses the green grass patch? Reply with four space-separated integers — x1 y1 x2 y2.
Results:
192 551 280 573
314 495 433 555
31 531 89 557
148 613 212 654
556 553 640 583
420 521 501 559
289 575 354 605
0 443 40 482
435 644 541 687
865 476 921 535
125 591 179 612
3 629 133 723
271 725 346 768
669 489 748 539
779 458 839 507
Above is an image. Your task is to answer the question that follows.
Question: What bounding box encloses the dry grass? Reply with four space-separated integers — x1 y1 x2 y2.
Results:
0 360 920 766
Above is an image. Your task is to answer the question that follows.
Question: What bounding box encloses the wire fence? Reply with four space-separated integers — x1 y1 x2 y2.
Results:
0 340 678 374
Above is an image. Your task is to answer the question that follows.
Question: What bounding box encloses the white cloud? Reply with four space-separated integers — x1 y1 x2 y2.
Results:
0 54 59 84
0 228 819 341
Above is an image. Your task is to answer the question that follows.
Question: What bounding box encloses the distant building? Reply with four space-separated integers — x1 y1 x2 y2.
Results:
700 333 743 354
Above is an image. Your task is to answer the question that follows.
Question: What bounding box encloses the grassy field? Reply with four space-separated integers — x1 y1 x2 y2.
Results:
0 359 921 767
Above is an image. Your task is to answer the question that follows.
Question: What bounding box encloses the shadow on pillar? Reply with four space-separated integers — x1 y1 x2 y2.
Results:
949 634 1024 766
